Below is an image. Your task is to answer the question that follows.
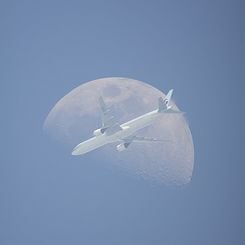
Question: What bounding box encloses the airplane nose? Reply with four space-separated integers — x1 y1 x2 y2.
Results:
71 143 82 155
71 146 80 155
71 150 78 155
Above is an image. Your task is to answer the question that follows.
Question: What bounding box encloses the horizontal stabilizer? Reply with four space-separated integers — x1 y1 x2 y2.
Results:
166 108 184 114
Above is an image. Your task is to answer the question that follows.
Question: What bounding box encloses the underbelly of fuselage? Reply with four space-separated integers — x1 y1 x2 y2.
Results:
103 111 159 143
72 110 159 155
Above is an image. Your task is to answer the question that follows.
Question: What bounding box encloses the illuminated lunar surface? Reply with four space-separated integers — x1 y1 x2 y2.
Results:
44 77 194 185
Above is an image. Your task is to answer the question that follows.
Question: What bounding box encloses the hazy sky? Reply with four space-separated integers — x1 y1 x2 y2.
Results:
1 0 244 244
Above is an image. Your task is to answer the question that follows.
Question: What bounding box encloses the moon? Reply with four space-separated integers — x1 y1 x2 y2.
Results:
44 77 194 185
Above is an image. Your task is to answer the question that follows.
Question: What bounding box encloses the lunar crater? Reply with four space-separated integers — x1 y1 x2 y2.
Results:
102 84 121 97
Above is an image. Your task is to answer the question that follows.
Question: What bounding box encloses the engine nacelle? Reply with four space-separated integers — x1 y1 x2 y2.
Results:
116 143 126 152
93 128 103 136
117 142 131 152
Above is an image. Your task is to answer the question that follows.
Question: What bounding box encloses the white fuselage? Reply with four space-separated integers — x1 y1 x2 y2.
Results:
72 109 160 155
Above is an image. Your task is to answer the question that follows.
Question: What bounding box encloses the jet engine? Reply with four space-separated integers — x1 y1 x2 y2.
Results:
93 128 103 136
116 143 130 152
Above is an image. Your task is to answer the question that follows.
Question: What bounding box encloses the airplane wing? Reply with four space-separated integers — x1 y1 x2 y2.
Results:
99 96 114 128
129 136 171 143
116 135 171 151
123 135 171 143
99 96 122 135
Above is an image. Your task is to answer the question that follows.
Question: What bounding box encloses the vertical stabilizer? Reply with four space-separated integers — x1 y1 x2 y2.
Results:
158 89 174 112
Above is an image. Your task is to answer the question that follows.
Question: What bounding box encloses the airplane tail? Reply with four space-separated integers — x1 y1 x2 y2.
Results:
158 89 182 113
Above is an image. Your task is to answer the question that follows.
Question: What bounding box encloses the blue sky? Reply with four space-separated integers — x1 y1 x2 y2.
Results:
1 0 244 244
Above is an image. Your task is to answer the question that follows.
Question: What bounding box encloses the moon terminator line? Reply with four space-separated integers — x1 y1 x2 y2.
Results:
44 77 194 185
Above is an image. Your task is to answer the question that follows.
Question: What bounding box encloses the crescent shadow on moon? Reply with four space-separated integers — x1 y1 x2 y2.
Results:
44 77 194 185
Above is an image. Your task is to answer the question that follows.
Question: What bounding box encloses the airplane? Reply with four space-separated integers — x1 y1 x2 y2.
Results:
72 89 181 155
